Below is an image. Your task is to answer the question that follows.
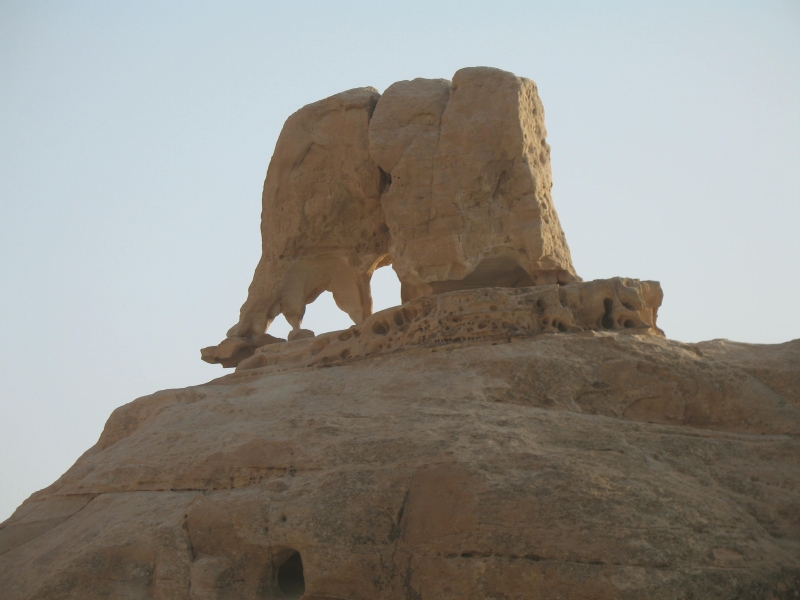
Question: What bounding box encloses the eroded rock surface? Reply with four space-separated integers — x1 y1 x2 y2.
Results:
2 335 799 599
204 66 580 367
11 66 797 599
224 87 389 343
236 278 662 373
371 68 578 302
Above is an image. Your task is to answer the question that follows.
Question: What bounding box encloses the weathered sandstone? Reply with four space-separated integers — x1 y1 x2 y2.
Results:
370 68 578 302
204 67 579 367
236 278 662 373
223 87 389 343
2 333 799 598
6 66 798 599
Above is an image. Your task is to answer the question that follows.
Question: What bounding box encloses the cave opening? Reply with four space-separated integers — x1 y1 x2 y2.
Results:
277 550 305 598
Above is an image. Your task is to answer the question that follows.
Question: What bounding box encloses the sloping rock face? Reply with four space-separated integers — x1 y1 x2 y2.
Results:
2 326 799 599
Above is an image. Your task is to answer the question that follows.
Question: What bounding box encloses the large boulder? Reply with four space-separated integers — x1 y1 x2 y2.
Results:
370 67 579 302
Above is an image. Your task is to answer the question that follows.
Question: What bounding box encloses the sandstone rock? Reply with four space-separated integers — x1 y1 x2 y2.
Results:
14 66 796 599
201 333 284 368
236 278 663 373
208 87 389 362
205 67 582 368
693 338 800 410
287 328 315 342
370 68 579 302
2 333 799 599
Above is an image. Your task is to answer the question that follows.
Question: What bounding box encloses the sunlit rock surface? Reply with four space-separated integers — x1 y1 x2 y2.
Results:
370 68 578 303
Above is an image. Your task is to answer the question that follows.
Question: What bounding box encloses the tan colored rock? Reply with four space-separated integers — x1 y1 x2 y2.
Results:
236 278 663 373
3 332 800 598
31 66 797 599
370 67 579 302
200 332 284 368
203 87 390 367
693 338 800 409
205 67 582 368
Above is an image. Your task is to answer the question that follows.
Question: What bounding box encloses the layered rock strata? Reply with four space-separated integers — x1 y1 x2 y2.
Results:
2 334 799 599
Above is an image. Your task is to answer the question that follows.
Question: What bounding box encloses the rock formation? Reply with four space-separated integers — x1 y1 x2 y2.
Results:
3 67 799 599
235 278 663 373
203 67 578 367
370 68 578 303
222 87 390 345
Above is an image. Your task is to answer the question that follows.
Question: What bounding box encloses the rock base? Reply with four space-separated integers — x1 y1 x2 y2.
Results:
2 328 799 598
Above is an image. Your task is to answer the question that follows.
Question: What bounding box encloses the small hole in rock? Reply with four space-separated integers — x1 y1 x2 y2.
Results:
601 299 614 329
378 168 392 194
277 551 305 598
372 322 388 336
624 320 635 328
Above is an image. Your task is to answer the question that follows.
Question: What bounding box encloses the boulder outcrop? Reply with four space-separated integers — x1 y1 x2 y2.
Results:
235 278 663 373
371 68 578 303
203 67 578 368
4 66 798 599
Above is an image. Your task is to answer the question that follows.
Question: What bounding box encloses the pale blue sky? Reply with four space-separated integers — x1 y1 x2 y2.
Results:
1 1 798 521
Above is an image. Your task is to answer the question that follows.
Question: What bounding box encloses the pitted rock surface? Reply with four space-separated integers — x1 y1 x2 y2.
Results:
5 66 799 600
235 278 662 373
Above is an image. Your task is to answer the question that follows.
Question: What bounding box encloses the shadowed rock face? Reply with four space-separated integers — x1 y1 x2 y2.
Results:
2 335 799 599
203 66 579 367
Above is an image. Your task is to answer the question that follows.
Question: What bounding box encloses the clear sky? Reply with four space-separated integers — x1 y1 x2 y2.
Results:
1 1 798 521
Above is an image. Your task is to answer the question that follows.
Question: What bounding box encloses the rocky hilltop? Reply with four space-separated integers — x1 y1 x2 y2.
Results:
1 67 798 599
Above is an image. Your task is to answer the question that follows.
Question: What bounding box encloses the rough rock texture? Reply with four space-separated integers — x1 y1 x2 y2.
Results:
223 87 389 343
370 68 579 302
2 330 799 599
205 66 580 367
236 278 663 373
10 66 796 599
201 333 285 369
